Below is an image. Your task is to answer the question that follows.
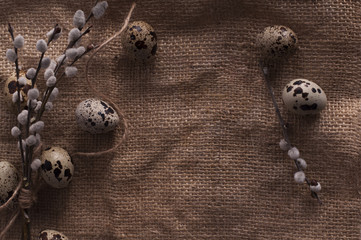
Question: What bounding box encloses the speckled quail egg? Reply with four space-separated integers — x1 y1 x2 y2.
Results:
122 20 157 61
39 229 68 240
3 71 34 113
256 25 298 60
282 79 327 115
0 161 19 207
40 147 74 189
75 98 119 134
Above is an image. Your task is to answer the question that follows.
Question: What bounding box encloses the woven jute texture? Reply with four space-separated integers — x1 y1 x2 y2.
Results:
0 0 360 239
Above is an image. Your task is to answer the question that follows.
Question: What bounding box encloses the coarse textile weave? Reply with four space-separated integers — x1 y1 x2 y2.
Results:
0 0 360 239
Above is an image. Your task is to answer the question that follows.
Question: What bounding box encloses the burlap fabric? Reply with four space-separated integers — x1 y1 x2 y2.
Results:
0 0 360 239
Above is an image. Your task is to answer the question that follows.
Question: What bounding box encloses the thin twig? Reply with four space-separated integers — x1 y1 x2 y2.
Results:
259 61 322 205
259 62 291 145
8 23 26 175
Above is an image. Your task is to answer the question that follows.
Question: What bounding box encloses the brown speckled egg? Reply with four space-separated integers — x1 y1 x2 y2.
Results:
282 79 327 115
75 98 119 134
122 20 157 61
3 71 34 113
0 161 19 207
40 147 74 189
256 25 298 60
39 229 68 240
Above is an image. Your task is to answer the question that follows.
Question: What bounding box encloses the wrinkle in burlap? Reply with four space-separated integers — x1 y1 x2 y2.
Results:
0 0 360 239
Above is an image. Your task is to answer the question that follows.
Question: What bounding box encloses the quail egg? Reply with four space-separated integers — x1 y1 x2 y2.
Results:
282 79 327 115
0 161 19 207
256 25 298 60
40 147 74 189
39 229 68 240
122 20 157 61
3 71 34 113
75 98 119 134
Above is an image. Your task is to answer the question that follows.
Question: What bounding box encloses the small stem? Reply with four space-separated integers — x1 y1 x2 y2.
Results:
20 179 31 240
84 13 94 28
48 24 59 44
259 61 322 205
259 61 291 145
32 24 58 86
81 13 94 31
26 146 34 186
31 52 45 87
21 208 30 240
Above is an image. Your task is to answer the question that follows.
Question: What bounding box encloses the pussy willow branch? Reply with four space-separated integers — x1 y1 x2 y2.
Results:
36 0 102 122
52 1 94 75
8 22 32 240
36 46 97 121
19 24 59 240
24 24 59 190
8 24 26 175
36 24 94 122
5 2 102 239
259 61 322 205
36 25 93 120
